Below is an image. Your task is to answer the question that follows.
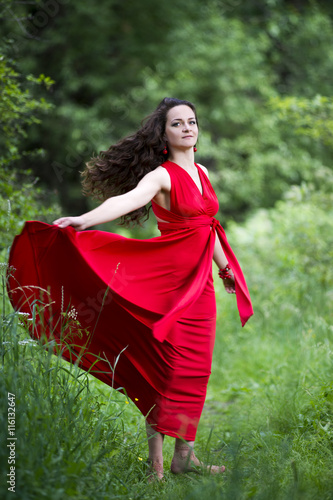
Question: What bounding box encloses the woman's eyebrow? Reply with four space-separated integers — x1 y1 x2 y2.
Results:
171 117 196 122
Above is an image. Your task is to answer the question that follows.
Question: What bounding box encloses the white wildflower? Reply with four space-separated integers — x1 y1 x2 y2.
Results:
68 306 78 321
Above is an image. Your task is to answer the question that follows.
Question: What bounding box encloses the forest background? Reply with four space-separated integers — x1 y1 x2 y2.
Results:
0 0 333 499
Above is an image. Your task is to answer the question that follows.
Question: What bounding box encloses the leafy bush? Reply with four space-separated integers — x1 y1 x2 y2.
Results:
0 55 59 251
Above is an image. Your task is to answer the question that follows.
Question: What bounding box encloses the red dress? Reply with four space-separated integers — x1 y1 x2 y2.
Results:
7 161 253 440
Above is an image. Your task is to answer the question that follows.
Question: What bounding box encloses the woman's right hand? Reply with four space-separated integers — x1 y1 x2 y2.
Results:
223 276 236 294
53 216 86 231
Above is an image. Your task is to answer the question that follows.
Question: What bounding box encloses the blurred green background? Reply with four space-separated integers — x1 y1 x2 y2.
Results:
1 1 333 498
1 0 333 242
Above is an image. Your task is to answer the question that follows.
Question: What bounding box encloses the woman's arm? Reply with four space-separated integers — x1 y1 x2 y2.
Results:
213 236 228 270
213 237 236 294
200 163 236 294
53 167 170 230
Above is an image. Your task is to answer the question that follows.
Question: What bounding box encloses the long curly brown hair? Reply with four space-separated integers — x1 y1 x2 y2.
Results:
81 97 198 226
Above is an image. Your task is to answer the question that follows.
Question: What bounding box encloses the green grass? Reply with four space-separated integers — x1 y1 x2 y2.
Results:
1 197 333 499
1 275 332 499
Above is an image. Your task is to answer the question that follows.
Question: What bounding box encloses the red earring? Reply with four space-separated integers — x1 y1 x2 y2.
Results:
163 145 168 155
194 146 197 152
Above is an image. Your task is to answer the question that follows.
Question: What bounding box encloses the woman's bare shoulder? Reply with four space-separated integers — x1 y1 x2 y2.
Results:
156 165 171 189
196 163 209 178
142 165 171 190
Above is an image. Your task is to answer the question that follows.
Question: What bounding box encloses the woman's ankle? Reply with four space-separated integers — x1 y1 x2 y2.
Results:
147 458 164 481
148 456 163 464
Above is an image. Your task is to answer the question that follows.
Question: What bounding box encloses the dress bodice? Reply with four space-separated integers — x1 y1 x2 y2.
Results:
151 161 219 222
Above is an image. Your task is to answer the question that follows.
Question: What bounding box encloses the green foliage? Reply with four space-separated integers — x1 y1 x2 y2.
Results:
2 1 333 221
0 56 54 167
0 54 59 249
265 7 333 97
0 169 60 251
270 94 333 148
222 183 333 330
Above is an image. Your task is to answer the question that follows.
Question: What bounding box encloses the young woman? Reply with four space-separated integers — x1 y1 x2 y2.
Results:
8 97 253 480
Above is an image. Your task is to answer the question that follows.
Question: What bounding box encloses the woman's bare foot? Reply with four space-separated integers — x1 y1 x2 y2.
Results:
146 459 164 482
171 445 225 475
145 423 164 482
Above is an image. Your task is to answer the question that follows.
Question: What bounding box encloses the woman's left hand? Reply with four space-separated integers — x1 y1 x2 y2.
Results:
223 277 236 294
53 216 86 230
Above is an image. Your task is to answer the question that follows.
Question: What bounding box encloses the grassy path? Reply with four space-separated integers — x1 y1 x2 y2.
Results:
1 280 332 499
1 197 333 498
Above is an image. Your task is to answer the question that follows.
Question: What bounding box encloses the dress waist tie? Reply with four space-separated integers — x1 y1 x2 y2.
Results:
152 215 253 342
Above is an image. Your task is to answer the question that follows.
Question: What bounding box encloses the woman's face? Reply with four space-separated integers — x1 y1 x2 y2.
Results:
164 105 198 152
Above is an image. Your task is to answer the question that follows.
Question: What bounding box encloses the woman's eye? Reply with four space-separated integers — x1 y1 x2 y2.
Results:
190 120 196 125
171 122 180 127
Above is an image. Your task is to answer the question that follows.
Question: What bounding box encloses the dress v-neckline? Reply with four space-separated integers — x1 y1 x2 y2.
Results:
168 161 205 197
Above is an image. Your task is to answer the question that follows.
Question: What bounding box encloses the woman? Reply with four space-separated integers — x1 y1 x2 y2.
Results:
7 97 253 480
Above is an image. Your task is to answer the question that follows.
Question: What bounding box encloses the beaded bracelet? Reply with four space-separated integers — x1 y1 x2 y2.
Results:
218 264 232 280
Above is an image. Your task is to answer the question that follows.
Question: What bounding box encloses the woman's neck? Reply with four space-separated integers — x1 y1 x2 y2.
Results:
167 149 195 170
